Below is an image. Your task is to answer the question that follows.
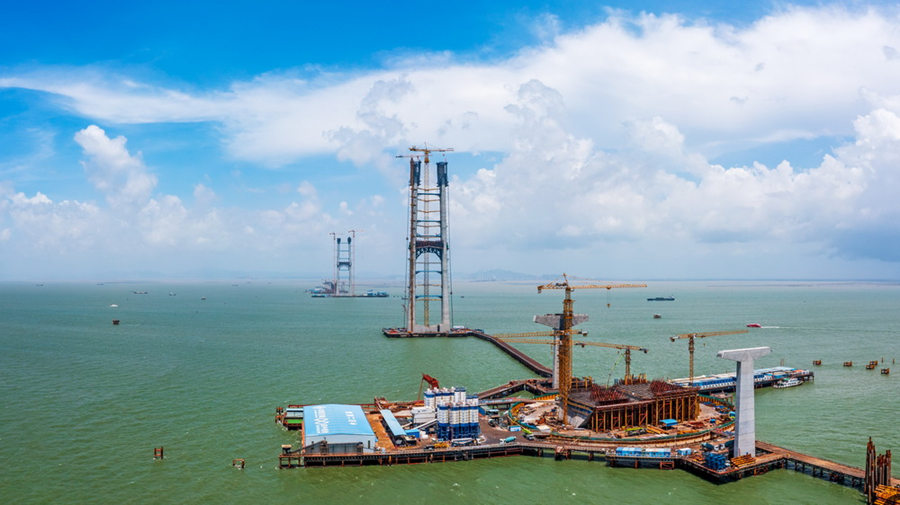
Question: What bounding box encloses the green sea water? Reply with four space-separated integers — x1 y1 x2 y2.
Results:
1 280 897 504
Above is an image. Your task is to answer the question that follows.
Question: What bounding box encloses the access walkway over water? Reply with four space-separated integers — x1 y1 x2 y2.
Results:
382 328 552 378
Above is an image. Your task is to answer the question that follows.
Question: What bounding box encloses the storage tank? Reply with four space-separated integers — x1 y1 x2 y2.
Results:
437 404 450 441
450 403 460 435
424 389 435 409
455 386 466 403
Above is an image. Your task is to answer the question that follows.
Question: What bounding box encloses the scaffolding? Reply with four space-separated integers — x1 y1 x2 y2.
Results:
330 231 356 296
403 146 453 333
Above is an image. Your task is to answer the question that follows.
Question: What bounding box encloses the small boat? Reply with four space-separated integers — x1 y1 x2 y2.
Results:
746 323 762 328
773 377 802 389
109 304 118 308
647 297 675 301
133 291 148 295
653 314 662 319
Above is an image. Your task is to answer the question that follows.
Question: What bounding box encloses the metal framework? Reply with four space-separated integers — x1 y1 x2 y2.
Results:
494 334 648 380
572 388 699 432
329 231 358 296
535 274 646 422
402 146 453 332
670 330 748 385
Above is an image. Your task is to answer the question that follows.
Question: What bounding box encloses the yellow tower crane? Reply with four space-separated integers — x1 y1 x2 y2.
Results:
408 144 454 164
669 330 749 386
495 333 649 381
534 273 646 421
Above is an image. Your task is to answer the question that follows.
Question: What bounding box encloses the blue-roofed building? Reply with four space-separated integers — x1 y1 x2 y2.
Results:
379 409 407 442
302 404 377 454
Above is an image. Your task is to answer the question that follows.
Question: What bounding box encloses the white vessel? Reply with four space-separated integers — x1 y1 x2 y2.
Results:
773 377 803 389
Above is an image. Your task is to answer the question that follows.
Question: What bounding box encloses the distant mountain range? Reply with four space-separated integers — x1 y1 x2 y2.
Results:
460 269 543 282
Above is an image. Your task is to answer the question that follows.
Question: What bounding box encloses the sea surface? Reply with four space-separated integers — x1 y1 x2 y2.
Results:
1 280 897 504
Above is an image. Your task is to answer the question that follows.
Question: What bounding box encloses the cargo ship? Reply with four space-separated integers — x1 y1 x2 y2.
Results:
647 296 675 301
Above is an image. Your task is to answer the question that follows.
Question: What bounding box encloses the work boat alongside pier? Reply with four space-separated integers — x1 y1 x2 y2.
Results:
773 377 803 389
668 366 813 393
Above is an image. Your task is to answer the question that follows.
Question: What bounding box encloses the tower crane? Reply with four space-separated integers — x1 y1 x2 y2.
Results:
495 333 649 380
408 144 454 164
533 273 646 421
669 330 749 386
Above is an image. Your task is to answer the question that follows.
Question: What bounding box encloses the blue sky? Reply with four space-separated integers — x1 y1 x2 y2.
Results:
2 1 900 281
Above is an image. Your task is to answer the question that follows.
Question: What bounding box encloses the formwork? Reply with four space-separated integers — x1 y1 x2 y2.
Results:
568 380 699 432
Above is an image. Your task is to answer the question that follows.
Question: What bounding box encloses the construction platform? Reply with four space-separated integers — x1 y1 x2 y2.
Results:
280 435 898 494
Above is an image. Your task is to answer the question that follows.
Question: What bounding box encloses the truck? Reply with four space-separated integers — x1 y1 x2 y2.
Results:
500 436 516 444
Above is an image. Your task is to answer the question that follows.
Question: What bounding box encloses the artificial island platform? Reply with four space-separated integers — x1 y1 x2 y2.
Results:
276 383 897 502
275 327 895 504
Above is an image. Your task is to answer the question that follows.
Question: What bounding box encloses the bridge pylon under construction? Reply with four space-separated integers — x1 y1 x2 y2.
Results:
402 145 453 334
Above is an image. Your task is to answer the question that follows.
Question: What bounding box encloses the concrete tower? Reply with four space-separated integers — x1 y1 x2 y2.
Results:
717 346 771 458
404 148 452 333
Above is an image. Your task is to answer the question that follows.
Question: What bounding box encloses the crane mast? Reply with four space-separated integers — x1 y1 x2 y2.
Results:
496 334 649 379
534 274 646 422
670 330 749 385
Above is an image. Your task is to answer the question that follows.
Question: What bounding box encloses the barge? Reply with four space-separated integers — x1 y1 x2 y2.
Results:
667 366 814 393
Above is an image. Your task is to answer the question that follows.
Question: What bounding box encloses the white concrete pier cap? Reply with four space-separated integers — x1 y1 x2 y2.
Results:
717 347 772 362
717 346 771 459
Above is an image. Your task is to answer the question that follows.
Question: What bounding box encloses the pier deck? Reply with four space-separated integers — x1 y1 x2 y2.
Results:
476 378 555 400
281 438 898 498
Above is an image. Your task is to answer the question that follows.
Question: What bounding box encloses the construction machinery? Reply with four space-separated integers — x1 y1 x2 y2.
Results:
495 333 649 381
670 330 749 386
532 274 646 421
418 373 440 401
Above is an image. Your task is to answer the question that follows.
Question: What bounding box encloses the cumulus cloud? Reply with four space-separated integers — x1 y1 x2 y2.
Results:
0 128 349 279
74 125 157 208
449 75 891 272
3 5 900 277
5 6 899 166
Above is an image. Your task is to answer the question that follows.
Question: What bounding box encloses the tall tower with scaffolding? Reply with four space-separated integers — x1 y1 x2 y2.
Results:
403 145 453 333
330 230 358 296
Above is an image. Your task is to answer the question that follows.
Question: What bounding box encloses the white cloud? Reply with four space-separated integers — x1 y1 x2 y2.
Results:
74 125 157 208
0 130 351 279
6 6 899 167
296 180 317 198
3 6 900 278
